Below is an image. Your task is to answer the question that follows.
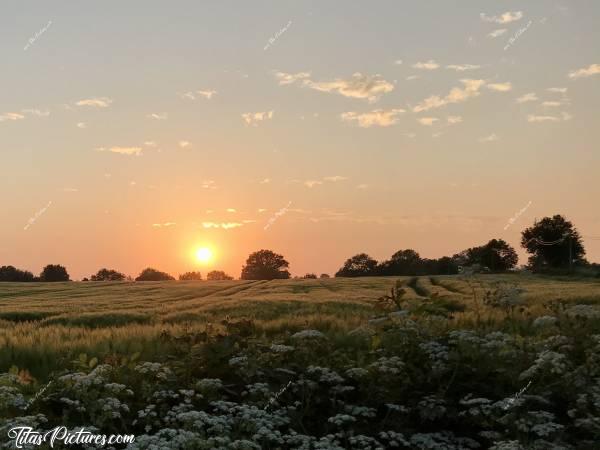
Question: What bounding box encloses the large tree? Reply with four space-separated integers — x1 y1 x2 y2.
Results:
521 215 585 269
135 267 175 281
241 250 291 280
463 239 519 271
377 249 422 276
39 264 70 282
90 268 126 281
335 253 378 277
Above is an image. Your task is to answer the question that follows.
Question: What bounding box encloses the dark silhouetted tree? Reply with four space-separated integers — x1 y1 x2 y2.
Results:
303 273 317 279
135 267 175 281
320 273 330 278
179 271 203 281
206 270 234 281
460 239 518 271
335 253 378 277
40 264 70 282
0 266 35 282
377 249 422 276
521 215 585 269
241 250 291 280
90 268 126 281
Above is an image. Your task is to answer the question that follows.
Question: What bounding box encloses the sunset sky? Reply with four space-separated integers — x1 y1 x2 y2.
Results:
1 1 599 280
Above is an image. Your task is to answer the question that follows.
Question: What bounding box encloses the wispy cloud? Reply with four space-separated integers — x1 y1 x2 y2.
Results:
527 113 572 122
96 146 142 156
479 133 499 142
202 222 243 229
303 73 394 102
412 60 440 70
259 178 271 184
179 140 191 148
394 60 403 65
568 63 600 80
242 110 274 126
547 87 568 94
181 90 218 100
516 92 538 103
22 109 50 117
488 29 508 38
447 116 463 124
148 113 168 120
340 108 405 127
304 180 323 188
413 79 485 112
152 222 176 228
274 71 311 85
446 64 481 72
417 117 438 126
76 122 87 129
480 11 523 24
542 101 563 107
0 112 25 122
323 176 348 182
487 82 512 92
76 97 113 108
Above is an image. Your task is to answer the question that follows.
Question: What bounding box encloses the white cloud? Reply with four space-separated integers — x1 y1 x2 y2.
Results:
447 116 463 124
356 184 369 190
516 92 538 103
76 97 113 108
144 141 156 147
179 140 191 148
0 112 25 122
304 180 323 188
274 71 311 85
226 208 237 213
303 73 394 102
479 133 499 142
547 87 568 94
242 110 274 126
406 75 419 81
412 60 440 70
568 63 600 79
487 82 512 92
258 208 267 213
152 222 176 228
561 112 573 121
202 222 243 229
542 101 562 107
527 115 560 122
76 122 87 128
61 187 78 192
96 146 142 156
394 60 403 65
417 117 438 126
201 180 216 189
413 79 485 112
340 108 405 127
259 178 271 184
148 113 168 120
446 64 481 71
181 90 217 100
323 176 348 182
488 29 508 38
481 11 523 24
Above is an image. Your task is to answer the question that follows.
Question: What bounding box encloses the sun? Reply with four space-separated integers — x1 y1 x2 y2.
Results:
195 247 213 264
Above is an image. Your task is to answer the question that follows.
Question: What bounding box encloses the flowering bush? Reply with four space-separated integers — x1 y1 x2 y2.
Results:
2 301 600 449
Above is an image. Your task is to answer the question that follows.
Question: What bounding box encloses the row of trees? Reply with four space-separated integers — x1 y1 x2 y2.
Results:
0 215 591 282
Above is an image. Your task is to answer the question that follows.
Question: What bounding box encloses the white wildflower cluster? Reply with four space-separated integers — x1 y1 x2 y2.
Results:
565 304 600 319
520 350 570 380
269 344 295 353
369 356 405 375
419 340 450 373
59 364 112 390
229 356 249 367
195 378 223 393
134 362 172 380
291 329 326 340
345 367 369 379
459 396 493 418
515 410 564 437
0 386 27 410
417 396 447 421
533 315 558 329
306 366 345 385
327 414 356 427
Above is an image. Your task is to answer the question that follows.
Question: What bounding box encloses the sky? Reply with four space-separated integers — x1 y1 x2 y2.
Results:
1 1 599 280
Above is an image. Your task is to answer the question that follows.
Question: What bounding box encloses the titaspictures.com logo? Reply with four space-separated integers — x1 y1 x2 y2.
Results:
7 426 135 448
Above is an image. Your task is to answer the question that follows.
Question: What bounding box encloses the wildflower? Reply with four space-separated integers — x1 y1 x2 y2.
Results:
291 330 326 340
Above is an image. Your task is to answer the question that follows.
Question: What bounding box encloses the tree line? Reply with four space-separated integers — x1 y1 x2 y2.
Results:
1 215 596 282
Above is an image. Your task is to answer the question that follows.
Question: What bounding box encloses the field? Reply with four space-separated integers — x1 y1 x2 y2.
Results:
1 274 600 448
